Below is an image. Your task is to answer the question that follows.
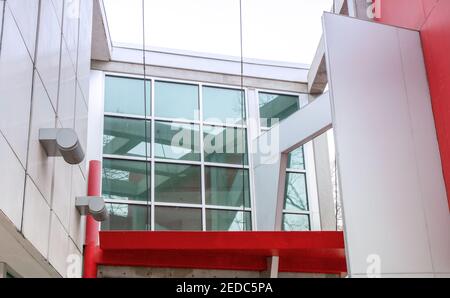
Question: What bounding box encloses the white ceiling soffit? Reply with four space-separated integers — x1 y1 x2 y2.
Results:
110 45 310 82
91 0 112 61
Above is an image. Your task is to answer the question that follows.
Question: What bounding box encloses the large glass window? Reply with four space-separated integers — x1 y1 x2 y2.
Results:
103 116 151 157
206 209 251 231
155 81 199 120
155 163 202 204
102 158 150 202
203 125 247 165
155 206 202 231
205 167 250 208
154 121 200 161
283 213 310 231
102 203 149 231
287 146 305 170
102 76 252 231
259 92 306 127
104 76 151 116
284 173 308 211
203 86 245 124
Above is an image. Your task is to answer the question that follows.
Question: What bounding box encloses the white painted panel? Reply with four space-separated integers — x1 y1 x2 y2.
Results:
77 0 94 101
323 13 449 276
253 160 282 230
396 29 450 273
0 134 25 229
22 177 51 258
63 0 80 66
58 42 77 129
52 155 73 231
75 84 88 177
36 0 62 107
27 72 56 203
69 166 86 250
0 8 33 165
48 212 69 276
50 0 64 26
6 0 39 59
67 239 82 278
253 92 332 168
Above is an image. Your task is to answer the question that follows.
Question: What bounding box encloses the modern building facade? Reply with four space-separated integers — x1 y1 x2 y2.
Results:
0 0 449 278
0 0 92 277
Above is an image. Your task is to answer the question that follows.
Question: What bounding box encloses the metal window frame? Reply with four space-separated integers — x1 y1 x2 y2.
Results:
102 72 254 231
102 72 322 233
280 141 321 231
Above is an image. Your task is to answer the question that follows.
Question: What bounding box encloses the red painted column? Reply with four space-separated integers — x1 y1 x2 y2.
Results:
83 160 102 278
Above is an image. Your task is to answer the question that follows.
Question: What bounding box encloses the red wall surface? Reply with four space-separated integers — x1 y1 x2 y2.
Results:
375 0 450 209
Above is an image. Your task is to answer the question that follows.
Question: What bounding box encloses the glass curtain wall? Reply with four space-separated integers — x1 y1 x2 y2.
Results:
102 75 251 231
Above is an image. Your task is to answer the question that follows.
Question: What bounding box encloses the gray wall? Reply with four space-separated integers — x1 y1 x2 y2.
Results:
0 0 93 277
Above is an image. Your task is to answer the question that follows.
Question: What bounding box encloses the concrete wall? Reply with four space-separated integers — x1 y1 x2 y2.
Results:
97 265 337 278
0 0 93 277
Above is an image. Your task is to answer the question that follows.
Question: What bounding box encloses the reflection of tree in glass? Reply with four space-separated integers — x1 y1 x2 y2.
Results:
285 173 307 211
283 214 309 231
103 168 130 181
108 204 128 217
103 135 114 146
230 91 245 120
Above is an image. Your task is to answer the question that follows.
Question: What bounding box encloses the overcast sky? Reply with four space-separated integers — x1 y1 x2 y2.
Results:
104 0 333 65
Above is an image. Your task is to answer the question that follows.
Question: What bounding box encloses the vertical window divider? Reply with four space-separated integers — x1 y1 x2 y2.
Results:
245 88 257 231
150 78 156 231
199 83 206 231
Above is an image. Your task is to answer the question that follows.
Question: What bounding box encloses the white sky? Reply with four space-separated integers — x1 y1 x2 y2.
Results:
104 0 333 65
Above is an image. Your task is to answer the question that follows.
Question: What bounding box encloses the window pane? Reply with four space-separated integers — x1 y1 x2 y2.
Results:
203 86 245 124
102 159 150 202
206 209 251 231
103 116 151 157
102 204 149 231
155 81 199 120
104 76 150 116
259 92 299 127
288 146 305 170
283 214 310 231
155 206 202 231
203 125 247 165
284 172 308 211
154 121 200 161
155 163 201 204
205 167 250 208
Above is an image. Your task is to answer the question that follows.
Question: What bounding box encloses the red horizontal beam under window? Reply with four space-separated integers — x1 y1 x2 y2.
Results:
96 231 347 274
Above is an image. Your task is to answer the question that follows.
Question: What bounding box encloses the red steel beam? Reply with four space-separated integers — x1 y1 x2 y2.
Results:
100 231 344 252
96 231 347 274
